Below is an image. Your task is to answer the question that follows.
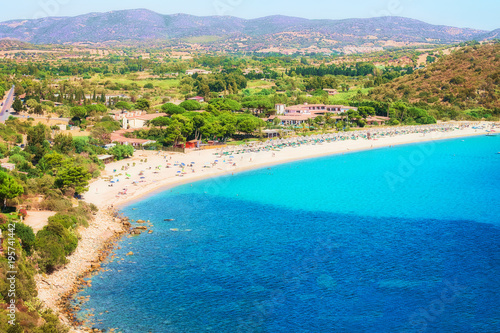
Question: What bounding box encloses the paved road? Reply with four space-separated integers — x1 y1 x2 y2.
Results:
11 114 71 123
0 85 15 122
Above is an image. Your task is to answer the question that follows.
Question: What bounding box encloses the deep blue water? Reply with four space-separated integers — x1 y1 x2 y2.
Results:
75 136 500 332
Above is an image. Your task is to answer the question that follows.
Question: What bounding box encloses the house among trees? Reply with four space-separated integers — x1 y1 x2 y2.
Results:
275 104 286 115
185 140 200 149
120 112 167 129
1 162 16 171
110 129 157 147
365 116 390 125
186 69 212 75
284 103 357 115
323 89 339 95
188 96 205 103
268 114 321 126
268 103 359 126
97 154 114 164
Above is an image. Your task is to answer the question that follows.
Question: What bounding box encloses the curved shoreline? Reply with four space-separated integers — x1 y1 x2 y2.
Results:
36 123 496 332
86 123 495 209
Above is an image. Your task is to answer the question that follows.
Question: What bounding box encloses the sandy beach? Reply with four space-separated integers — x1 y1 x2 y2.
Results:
35 122 497 331
83 123 496 209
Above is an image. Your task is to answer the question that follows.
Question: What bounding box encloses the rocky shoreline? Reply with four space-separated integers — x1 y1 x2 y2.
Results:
35 207 132 332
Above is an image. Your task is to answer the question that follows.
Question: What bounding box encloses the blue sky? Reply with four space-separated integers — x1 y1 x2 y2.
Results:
4 0 499 31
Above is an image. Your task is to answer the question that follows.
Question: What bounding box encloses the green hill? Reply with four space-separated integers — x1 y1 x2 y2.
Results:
367 43 500 119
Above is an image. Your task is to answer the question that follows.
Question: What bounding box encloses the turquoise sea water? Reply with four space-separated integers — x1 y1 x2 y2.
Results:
75 136 500 332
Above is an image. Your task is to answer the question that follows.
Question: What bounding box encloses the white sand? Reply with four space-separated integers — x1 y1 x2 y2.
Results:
85 123 495 209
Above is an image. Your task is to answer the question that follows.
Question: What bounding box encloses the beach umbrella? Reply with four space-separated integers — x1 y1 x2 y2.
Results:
126 173 131 178
140 176 145 179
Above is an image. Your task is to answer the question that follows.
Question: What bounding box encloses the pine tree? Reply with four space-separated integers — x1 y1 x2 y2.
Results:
12 97 23 112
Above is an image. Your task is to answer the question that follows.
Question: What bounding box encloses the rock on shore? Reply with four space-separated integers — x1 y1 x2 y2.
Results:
35 208 126 332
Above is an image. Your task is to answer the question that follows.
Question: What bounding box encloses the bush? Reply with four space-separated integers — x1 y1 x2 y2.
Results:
35 221 78 273
32 309 69 333
0 213 6 225
179 100 201 111
38 198 72 212
109 144 134 160
48 214 78 229
161 103 186 115
15 223 36 255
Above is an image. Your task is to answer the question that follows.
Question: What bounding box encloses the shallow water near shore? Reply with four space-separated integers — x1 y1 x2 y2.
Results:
75 136 500 332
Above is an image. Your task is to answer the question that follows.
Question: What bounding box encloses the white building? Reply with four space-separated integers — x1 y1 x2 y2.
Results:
275 104 286 115
121 112 167 129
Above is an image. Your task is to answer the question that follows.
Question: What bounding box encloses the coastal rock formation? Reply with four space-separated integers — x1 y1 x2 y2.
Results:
34 208 125 332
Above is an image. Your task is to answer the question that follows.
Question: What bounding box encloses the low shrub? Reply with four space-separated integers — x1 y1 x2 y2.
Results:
35 221 78 273
38 198 72 211
15 223 36 255
48 214 77 229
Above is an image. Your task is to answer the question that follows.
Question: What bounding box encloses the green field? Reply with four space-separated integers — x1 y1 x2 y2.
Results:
329 88 372 103
247 80 275 88
91 75 180 90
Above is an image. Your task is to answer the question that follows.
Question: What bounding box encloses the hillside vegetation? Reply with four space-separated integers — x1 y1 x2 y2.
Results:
366 43 500 119
0 9 490 47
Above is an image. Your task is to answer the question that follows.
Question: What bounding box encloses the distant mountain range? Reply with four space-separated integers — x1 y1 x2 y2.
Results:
0 9 496 50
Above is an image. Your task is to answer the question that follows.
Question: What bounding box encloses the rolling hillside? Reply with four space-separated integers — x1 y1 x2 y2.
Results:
367 43 500 111
0 8 493 47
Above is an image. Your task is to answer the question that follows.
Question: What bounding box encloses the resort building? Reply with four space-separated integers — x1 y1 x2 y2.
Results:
114 112 167 129
284 103 358 115
267 103 389 126
268 114 317 126
365 116 391 125
275 104 286 115
110 129 157 147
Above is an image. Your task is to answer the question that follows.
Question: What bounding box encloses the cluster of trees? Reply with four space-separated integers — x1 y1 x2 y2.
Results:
134 104 266 145
287 62 414 78
192 72 247 97
388 102 437 124
0 81 6 99
0 117 108 331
